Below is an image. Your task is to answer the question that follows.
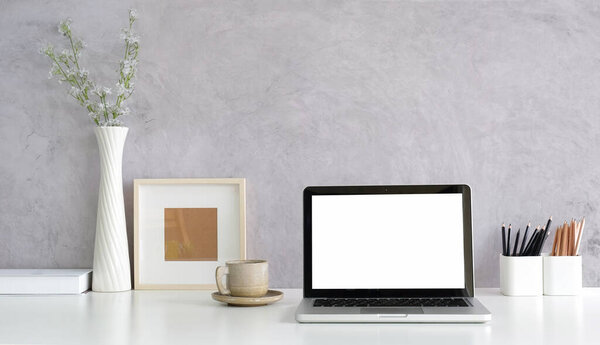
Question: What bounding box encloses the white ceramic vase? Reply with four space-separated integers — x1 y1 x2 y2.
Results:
92 127 131 292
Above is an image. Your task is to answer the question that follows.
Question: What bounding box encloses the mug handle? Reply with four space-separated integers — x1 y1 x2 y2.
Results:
215 266 230 295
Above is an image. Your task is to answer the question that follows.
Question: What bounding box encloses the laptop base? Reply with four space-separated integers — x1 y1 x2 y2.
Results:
295 297 491 323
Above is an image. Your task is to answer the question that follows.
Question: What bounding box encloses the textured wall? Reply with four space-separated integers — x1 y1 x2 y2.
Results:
1 0 600 288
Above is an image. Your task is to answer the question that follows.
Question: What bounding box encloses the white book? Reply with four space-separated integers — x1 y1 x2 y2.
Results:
0 269 92 294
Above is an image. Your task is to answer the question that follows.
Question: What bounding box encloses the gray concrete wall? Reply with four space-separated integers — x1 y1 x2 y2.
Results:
1 0 600 287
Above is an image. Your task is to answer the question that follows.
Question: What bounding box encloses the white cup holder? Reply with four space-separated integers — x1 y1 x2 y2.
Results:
499 254 543 296
543 255 582 296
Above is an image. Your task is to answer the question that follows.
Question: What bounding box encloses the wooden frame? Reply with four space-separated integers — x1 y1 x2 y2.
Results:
134 178 246 289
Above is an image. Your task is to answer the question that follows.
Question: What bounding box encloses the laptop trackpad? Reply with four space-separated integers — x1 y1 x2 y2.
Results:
360 307 424 314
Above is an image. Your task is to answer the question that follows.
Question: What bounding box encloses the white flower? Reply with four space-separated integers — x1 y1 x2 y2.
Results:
42 10 139 127
122 58 138 75
59 49 73 60
48 64 60 79
69 86 82 97
129 35 140 44
115 82 127 95
58 18 72 36
78 69 89 78
105 118 123 127
120 29 140 45
40 43 54 55
91 85 101 96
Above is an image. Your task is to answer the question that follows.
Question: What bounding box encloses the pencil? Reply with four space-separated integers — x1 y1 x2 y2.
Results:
512 229 521 256
502 223 506 256
553 224 561 256
570 221 576 255
575 217 585 256
572 220 581 256
551 224 559 256
560 221 569 256
533 228 547 256
519 222 530 256
568 220 575 256
523 226 539 256
532 227 545 256
507 225 512 257
538 229 551 256
544 216 552 237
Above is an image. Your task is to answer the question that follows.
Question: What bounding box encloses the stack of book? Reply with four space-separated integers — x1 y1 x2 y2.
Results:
0 269 92 294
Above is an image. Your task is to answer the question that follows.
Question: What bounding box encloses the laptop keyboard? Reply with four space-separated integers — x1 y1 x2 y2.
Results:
313 298 469 307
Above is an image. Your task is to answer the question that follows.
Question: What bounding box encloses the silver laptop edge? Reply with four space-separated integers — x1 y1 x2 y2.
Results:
295 185 491 323
296 297 491 323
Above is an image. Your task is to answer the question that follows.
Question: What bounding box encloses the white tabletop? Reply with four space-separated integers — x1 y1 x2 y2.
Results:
0 288 599 345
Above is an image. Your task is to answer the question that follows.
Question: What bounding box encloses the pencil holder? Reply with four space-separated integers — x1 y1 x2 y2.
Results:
543 255 582 296
499 255 543 296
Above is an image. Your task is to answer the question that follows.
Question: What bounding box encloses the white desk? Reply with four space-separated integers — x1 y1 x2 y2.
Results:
0 288 599 345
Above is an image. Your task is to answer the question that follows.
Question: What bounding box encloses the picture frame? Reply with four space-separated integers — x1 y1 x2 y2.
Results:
134 178 246 289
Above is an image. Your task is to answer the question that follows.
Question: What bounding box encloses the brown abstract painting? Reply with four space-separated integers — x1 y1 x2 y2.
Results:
164 208 218 261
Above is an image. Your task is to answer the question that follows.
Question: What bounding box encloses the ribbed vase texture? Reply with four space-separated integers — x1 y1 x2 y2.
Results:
93 127 131 292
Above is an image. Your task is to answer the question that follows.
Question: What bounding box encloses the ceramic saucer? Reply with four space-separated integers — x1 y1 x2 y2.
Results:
211 290 284 306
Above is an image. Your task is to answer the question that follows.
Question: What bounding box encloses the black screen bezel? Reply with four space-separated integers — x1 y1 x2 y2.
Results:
303 184 474 298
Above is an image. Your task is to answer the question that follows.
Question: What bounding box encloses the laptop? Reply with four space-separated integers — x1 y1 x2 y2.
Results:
295 184 491 323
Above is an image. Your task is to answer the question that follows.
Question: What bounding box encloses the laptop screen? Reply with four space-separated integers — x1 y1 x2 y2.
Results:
311 193 465 289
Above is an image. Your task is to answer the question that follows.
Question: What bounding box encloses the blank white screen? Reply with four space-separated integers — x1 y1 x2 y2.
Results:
312 194 465 289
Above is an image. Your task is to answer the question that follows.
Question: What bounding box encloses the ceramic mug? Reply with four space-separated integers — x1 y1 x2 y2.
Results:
215 260 268 297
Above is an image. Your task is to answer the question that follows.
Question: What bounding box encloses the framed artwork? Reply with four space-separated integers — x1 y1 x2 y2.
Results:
134 178 246 289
